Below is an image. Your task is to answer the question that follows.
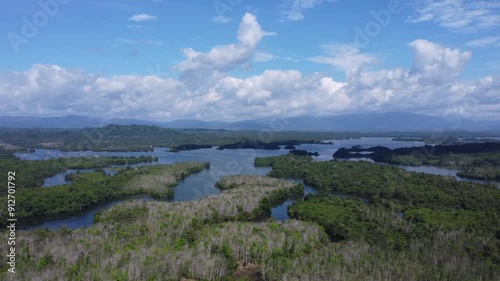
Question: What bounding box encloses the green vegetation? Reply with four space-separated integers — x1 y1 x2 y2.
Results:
0 175 313 280
288 194 499 280
0 155 158 188
3 125 500 153
255 154 500 279
2 172 498 280
169 143 213 152
1 130 499 280
0 124 356 152
389 151 500 180
333 142 500 180
392 136 459 144
0 162 209 222
385 152 500 180
289 194 413 254
0 147 16 159
256 155 500 210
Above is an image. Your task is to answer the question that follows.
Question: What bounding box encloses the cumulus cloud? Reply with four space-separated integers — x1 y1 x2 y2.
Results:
339 40 486 117
409 39 472 84
0 14 498 120
128 13 157 22
174 13 264 73
407 0 500 33
173 13 277 94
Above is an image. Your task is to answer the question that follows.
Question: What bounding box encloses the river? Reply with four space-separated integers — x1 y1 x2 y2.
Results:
14 137 499 229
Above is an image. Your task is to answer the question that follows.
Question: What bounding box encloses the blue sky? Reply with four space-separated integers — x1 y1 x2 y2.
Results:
0 0 499 121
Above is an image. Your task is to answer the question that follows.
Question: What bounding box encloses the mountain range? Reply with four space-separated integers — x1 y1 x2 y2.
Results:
0 112 498 132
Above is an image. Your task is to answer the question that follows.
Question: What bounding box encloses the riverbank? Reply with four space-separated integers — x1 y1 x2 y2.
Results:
0 162 209 224
2 171 498 280
333 142 500 181
0 175 312 280
0 155 158 188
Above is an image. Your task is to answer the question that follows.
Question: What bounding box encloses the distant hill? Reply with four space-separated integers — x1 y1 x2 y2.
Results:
0 112 499 132
0 115 159 129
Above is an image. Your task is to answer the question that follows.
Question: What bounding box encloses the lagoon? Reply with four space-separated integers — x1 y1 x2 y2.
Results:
15 137 498 229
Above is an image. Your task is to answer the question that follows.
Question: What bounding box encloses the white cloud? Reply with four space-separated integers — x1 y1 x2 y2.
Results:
128 13 157 22
407 0 500 33
409 39 471 84
237 13 265 46
280 0 336 22
308 44 378 74
341 40 477 113
175 13 264 72
0 14 498 121
465 36 500 47
212 16 231 24
173 13 266 94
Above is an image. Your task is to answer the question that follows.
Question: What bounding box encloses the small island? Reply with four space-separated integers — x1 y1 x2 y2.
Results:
332 142 500 180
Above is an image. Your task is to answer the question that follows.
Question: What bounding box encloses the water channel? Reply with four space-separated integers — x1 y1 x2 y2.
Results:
15 137 499 229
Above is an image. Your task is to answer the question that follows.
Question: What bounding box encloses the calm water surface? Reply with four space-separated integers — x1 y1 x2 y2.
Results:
15 137 498 229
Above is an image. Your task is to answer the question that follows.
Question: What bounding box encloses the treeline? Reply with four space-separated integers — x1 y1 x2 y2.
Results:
0 125 353 152
257 154 500 277
333 142 500 159
170 140 326 152
0 162 209 223
288 149 319 156
2 172 499 280
217 140 282 150
0 175 310 280
0 156 158 188
169 144 213 152
333 142 500 180
255 155 500 211
289 195 409 248
288 193 499 280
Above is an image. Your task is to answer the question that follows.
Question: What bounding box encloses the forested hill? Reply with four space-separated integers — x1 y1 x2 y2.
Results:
0 125 200 151
0 124 348 152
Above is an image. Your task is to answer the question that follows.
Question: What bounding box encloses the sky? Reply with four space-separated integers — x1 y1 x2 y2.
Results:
0 0 499 121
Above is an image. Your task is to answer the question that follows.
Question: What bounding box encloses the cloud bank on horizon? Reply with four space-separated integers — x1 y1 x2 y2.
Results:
0 0 498 121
